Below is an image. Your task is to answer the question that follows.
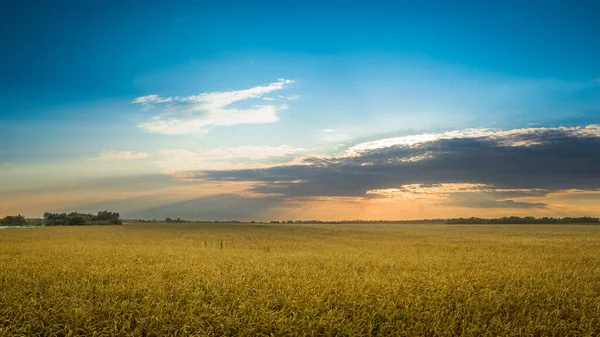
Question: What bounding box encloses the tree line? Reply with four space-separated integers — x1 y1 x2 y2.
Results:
0 215 29 227
131 216 600 224
3 214 599 226
1 211 122 227
43 211 122 226
276 217 600 224
267 219 447 224
444 216 600 224
271 217 599 224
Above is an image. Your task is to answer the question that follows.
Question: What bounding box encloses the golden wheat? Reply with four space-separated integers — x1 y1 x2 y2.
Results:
1 223 599 336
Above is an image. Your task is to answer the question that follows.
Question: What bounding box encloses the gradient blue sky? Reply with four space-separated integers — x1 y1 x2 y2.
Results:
1 0 599 219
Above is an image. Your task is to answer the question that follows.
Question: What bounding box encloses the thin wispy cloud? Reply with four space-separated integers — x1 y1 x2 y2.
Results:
88 151 151 161
318 129 350 142
135 79 295 135
277 94 300 101
131 95 175 111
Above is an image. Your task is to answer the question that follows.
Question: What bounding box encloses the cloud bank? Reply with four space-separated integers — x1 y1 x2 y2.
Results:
190 125 600 209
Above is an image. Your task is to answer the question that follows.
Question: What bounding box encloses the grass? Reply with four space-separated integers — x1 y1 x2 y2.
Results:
1 223 599 336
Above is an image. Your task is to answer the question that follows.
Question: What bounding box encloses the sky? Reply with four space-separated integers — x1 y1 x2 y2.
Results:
1 0 599 220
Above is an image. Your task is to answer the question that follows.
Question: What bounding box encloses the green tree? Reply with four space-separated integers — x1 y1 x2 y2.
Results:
68 215 89 226
1 215 27 226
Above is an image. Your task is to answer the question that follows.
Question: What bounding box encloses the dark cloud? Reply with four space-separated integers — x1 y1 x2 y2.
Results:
194 126 600 208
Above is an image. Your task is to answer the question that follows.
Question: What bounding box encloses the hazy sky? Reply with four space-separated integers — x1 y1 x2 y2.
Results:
1 0 599 220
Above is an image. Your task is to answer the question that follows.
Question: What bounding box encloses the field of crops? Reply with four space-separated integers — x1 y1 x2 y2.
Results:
1 223 599 336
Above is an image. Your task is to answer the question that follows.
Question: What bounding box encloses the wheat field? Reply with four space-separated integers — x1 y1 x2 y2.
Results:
1 223 599 336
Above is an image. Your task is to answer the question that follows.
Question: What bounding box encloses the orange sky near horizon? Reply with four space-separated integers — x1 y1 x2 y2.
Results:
2 177 598 221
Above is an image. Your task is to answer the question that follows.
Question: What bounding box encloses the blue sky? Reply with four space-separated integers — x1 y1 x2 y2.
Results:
1 1 599 219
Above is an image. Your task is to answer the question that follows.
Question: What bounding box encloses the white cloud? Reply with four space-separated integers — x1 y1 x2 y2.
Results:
131 95 174 110
262 97 275 101
277 94 300 101
89 151 151 161
367 183 489 199
342 125 600 157
135 79 295 135
318 129 350 142
155 145 305 173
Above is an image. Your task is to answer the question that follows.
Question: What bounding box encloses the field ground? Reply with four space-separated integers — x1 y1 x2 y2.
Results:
1 223 599 336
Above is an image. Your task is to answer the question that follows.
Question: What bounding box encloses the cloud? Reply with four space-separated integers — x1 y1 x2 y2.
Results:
366 184 547 208
340 125 600 157
318 129 350 142
88 150 151 161
131 95 175 110
277 94 300 101
194 125 600 209
366 183 548 198
155 145 306 173
135 79 294 135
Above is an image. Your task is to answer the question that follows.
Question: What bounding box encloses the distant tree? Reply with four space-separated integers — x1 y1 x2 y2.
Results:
43 210 122 226
1 215 27 226
444 216 600 225
95 210 121 224
68 212 92 225
165 218 173 223
43 212 68 226
68 214 89 226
